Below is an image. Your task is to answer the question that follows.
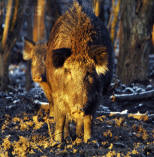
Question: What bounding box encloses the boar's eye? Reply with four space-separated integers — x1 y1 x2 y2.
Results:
89 45 108 65
52 48 72 68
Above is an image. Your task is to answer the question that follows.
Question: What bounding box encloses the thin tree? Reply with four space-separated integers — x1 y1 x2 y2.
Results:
33 0 46 42
93 0 101 17
152 25 154 47
24 0 35 91
108 0 121 45
24 0 46 91
0 0 25 90
45 0 61 39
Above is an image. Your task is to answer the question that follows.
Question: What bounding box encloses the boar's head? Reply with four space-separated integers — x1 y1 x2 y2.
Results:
51 45 108 116
23 38 47 82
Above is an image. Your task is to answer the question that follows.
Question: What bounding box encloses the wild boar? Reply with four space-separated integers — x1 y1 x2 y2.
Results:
46 1 114 143
23 38 53 116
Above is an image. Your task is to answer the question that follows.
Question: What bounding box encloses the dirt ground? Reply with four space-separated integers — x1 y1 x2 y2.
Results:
0 64 154 157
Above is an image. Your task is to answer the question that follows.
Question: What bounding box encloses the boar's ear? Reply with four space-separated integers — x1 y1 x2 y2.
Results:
23 37 36 60
89 46 108 75
52 48 72 68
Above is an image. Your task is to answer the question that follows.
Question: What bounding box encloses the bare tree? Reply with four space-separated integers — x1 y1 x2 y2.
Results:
92 0 112 26
93 0 100 17
33 0 46 42
108 0 121 45
117 0 154 84
24 0 36 91
0 1 3 33
45 0 61 39
24 0 46 91
0 0 25 90
152 25 154 47
0 0 13 90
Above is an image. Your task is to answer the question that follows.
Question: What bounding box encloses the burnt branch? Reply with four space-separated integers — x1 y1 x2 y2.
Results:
111 90 154 102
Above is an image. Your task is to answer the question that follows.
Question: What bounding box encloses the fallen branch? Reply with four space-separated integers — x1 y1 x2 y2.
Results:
111 90 154 102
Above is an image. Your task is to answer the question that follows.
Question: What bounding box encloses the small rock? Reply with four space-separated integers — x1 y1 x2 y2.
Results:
138 103 143 107
123 87 134 94
146 84 153 91
114 142 125 148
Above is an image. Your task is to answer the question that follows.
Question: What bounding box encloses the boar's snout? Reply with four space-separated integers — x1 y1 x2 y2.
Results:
61 56 102 114
32 75 42 82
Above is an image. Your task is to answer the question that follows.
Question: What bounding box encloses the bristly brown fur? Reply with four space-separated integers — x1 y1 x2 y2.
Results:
47 1 109 74
48 1 95 54
46 1 114 143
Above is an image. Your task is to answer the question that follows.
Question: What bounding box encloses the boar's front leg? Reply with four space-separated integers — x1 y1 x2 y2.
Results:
39 82 54 117
84 115 92 143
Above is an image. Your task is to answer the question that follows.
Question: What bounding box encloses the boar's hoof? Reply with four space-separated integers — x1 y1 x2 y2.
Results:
84 134 91 143
86 138 99 146
64 136 72 144
51 141 61 147
73 137 82 145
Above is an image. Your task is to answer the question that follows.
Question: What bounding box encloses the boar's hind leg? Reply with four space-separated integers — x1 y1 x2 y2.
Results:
76 118 83 138
64 116 70 139
84 115 92 143
74 118 83 145
39 82 54 117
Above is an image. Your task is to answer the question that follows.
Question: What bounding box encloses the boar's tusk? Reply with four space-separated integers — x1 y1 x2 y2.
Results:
96 64 108 75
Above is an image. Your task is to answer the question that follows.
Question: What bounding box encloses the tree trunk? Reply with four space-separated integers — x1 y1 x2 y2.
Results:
152 25 154 47
93 0 101 17
0 1 4 39
0 0 13 90
24 0 46 91
108 0 121 45
45 0 61 39
117 0 154 84
33 0 46 42
24 0 35 91
0 48 11 90
0 0 25 90
1 0 13 49
93 0 112 26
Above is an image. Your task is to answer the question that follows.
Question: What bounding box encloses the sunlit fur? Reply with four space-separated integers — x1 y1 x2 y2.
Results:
31 43 47 81
23 39 54 117
23 39 47 81
46 1 113 143
23 39 34 60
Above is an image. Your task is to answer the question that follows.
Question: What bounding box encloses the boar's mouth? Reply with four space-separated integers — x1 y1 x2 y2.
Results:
83 75 101 115
52 48 72 68
83 97 100 115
